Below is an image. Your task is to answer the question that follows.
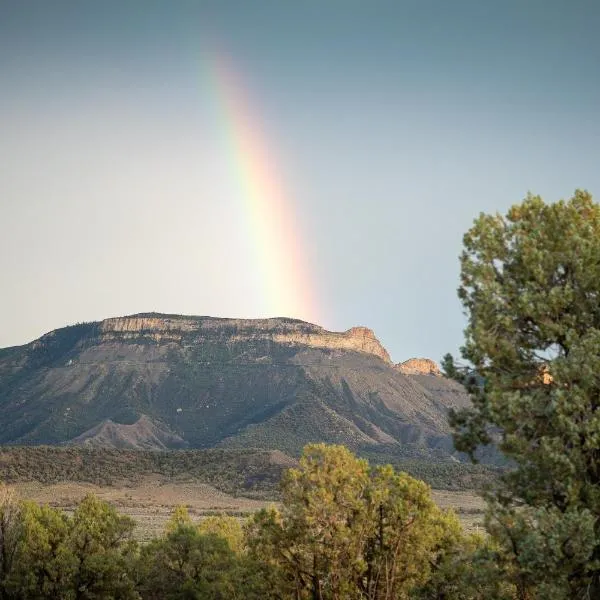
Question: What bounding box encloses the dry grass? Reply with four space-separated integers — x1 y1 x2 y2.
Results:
14 477 273 541
431 489 486 533
14 479 486 540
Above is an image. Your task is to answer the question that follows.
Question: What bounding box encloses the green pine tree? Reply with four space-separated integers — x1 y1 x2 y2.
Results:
451 190 600 598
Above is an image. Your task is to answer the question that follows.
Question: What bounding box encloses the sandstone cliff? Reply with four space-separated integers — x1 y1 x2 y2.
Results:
100 314 392 363
396 358 441 376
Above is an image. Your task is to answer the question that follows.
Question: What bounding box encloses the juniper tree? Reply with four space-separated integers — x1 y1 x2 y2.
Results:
247 444 479 600
450 190 600 598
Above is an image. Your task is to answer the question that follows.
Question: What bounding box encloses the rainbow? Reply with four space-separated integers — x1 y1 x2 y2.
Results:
206 51 320 324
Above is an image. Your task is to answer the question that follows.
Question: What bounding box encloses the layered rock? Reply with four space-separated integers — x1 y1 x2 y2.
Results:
99 314 391 363
396 358 441 376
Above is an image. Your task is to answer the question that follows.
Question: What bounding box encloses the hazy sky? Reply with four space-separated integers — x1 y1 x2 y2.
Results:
2 1 599 362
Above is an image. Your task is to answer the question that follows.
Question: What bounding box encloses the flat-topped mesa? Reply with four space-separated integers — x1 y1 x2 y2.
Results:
101 316 198 335
99 314 392 363
396 358 441 376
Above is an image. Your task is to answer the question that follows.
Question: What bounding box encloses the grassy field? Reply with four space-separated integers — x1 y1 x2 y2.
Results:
13 478 486 541
430 489 486 533
13 478 271 541
1 446 488 539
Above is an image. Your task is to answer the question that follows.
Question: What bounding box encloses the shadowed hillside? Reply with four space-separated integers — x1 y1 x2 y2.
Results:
0 313 471 460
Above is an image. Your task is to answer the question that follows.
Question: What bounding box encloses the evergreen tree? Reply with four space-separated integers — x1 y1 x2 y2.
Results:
248 444 480 599
0 485 21 600
450 190 600 598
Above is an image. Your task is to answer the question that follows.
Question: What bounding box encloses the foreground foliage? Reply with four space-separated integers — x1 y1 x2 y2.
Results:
248 444 489 599
0 445 494 599
448 190 600 598
0 491 138 599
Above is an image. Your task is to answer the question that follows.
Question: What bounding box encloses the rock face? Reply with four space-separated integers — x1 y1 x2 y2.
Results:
100 315 392 363
0 313 469 459
396 358 441 376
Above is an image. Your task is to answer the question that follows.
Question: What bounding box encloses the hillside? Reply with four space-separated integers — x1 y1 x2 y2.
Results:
0 446 295 496
0 446 495 494
69 414 189 450
0 313 470 460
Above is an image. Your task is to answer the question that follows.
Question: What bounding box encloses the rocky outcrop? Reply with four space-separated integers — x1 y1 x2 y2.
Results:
269 327 390 363
100 316 194 343
396 358 441 376
99 314 391 363
101 316 197 335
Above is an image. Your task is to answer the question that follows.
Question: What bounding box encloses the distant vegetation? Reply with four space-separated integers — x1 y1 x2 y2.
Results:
0 447 290 498
0 446 497 495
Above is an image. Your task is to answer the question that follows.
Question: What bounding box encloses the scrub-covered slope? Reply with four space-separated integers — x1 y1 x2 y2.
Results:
0 313 469 458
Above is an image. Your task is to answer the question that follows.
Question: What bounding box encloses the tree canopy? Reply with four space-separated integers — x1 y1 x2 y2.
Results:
248 443 483 599
449 190 600 598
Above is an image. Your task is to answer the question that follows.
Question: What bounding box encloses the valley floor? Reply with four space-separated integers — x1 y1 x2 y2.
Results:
13 478 486 540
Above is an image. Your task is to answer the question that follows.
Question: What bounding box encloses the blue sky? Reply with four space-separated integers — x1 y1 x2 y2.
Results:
1 0 599 362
